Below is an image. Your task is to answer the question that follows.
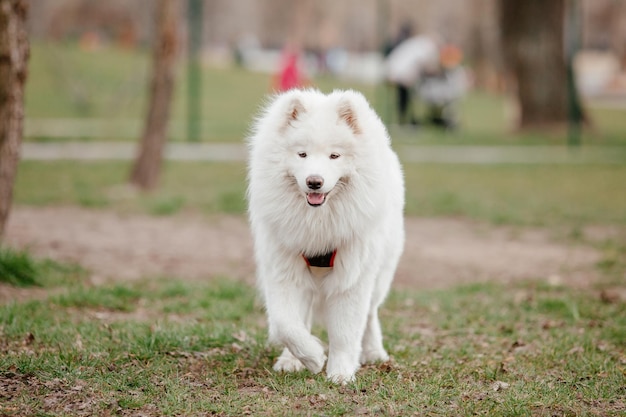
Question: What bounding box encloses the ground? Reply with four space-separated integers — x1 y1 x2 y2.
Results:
1 205 606 302
2 206 625 417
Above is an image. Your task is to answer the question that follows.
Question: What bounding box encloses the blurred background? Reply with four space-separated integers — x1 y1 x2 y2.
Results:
23 0 626 145
3 0 625 286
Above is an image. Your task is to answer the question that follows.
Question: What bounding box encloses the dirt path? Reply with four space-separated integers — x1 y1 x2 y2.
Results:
2 206 605 301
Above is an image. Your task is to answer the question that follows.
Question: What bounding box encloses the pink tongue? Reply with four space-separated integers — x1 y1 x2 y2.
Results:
307 193 325 205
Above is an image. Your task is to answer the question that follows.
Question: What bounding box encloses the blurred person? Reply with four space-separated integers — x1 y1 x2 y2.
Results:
273 45 309 92
384 28 440 125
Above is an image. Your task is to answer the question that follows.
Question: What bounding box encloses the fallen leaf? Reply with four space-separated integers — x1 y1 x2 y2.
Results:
567 346 584 355
23 333 35 346
492 381 510 392
600 288 626 304
232 330 248 343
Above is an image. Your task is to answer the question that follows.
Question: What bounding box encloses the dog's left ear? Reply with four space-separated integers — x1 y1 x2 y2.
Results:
338 99 362 135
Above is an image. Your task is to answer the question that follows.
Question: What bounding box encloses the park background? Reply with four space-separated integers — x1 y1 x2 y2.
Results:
21 0 626 143
1 1 626 416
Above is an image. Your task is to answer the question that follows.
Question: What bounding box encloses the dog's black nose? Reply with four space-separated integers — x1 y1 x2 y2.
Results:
306 175 324 190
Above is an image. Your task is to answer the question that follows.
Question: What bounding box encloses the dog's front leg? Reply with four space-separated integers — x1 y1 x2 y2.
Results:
264 279 326 374
324 281 372 384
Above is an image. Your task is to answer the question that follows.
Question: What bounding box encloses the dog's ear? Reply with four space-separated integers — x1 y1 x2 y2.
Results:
285 97 306 128
337 99 362 135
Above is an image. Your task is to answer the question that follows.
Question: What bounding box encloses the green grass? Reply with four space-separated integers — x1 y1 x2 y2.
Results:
404 163 626 227
25 40 626 145
14 160 626 228
0 247 85 287
13 161 248 215
1 277 624 416
26 41 149 120
0 247 39 287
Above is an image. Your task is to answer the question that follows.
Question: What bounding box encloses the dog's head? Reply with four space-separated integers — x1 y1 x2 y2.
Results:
278 90 367 207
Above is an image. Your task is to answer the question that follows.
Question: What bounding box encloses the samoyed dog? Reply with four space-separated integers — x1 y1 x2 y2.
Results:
247 89 405 384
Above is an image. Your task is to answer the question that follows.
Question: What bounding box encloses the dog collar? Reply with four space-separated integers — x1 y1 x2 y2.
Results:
302 249 337 268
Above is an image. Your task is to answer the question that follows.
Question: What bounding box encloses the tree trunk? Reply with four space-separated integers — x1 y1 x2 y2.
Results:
499 0 585 129
130 0 178 190
0 0 28 239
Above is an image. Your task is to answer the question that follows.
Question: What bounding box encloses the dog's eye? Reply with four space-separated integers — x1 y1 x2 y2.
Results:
330 153 340 160
298 152 307 158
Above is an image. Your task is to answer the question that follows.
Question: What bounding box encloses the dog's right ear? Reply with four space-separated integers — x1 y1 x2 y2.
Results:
283 97 306 130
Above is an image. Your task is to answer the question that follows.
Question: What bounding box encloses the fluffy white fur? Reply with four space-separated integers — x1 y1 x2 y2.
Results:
247 89 405 384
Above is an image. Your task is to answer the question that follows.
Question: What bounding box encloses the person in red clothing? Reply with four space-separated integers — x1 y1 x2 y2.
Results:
274 46 308 92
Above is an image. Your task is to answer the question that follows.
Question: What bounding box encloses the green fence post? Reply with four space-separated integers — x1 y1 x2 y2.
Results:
566 0 583 147
187 0 202 142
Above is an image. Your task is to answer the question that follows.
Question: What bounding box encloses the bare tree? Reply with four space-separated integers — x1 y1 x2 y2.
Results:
499 0 587 129
0 0 28 239
130 0 179 190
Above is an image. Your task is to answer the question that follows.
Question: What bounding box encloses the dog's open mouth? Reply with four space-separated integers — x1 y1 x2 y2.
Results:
306 193 327 206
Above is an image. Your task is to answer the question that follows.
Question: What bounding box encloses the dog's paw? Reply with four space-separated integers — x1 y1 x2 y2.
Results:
285 337 326 374
273 353 306 373
299 351 326 375
327 370 356 385
326 353 358 385
360 348 389 364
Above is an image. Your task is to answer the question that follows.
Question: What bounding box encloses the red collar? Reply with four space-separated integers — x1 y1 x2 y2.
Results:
302 249 337 268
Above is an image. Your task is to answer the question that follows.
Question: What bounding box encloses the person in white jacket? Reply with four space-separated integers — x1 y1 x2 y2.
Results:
385 35 440 125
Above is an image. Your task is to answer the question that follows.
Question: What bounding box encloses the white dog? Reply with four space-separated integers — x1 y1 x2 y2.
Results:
247 89 405 384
